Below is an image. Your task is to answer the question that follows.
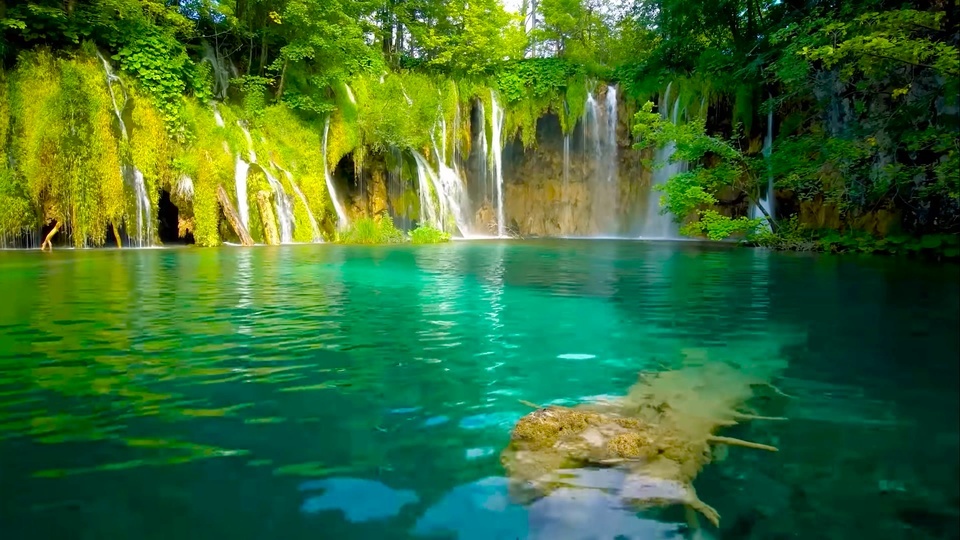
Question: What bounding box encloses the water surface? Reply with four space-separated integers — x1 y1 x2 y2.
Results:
1 241 957 539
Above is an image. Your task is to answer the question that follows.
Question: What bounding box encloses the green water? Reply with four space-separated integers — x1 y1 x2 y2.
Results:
1 241 957 539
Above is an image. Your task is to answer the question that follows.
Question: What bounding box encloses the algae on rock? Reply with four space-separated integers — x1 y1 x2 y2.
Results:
501 362 788 529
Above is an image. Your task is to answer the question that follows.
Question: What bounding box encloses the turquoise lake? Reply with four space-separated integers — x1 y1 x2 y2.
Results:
0 240 957 539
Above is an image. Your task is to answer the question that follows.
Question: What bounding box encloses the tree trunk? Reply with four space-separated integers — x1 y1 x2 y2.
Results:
750 197 778 233
258 33 268 75
256 190 280 245
113 222 122 248
275 58 288 100
217 185 255 246
40 220 62 251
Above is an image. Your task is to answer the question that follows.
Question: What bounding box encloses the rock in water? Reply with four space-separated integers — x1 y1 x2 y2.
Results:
500 363 787 529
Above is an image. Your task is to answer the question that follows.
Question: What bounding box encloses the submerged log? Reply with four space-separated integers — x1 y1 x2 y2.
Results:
500 363 786 529
40 220 62 251
217 184 254 246
256 190 280 245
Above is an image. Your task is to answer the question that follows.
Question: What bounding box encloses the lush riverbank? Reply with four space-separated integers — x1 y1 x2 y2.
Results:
1 1 956 255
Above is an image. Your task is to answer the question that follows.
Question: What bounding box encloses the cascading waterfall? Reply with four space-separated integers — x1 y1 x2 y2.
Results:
263 170 296 243
322 117 350 228
281 169 322 242
412 151 441 228
475 101 490 207
345 83 357 105
202 42 233 100
751 100 776 230
236 123 296 241
424 118 472 236
639 84 687 239
128 168 152 248
563 134 570 187
213 104 225 127
98 52 152 247
489 91 506 238
234 156 251 228
580 86 620 236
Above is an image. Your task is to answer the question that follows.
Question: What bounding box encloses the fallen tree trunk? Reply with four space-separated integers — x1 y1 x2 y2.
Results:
40 220 62 251
217 185 254 246
256 190 280 245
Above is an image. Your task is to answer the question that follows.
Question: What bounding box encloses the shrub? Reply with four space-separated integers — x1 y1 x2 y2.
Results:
410 226 451 244
337 216 404 244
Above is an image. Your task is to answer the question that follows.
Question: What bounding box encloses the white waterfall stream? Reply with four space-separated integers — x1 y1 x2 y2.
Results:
322 117 350 229
282 169 322 242
639 83 687 239
490 91 506 238
97 52 152 247
578 86 621 236
236 123 296 242
752 101 776 230
234 155 251 228
412 151 440 228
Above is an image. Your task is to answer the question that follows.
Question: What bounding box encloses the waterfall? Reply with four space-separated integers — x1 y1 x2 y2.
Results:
175 175 194 200
580 86 620 236
282 170 322 242
345 83 357 105
322 117 349 228
97 52 129 139
263 170 296 243
236 123 296 242
213 104 225 127
752 100 776 230
98 51 152 247
639 84 687 240
202 42 232 100
605 87 619 187
412 151 440 228
429 120 472 236
234 155 251 228
476 101 489 207
563 134 570 186
489 91 506 238
128 168 153 247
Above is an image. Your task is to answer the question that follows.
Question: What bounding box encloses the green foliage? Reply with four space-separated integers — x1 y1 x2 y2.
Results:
113 28 192 137
410 225 451 244
6 49 125 246
407 0 527 75
495 58 584 143
337 216 404 245
681 210 761 241
633 100 771 240
751 216 960 259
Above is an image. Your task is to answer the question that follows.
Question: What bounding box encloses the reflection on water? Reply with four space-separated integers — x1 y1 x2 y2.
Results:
0 241 957 539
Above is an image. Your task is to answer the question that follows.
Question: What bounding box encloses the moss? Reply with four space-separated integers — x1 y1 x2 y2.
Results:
510 408 593 450
128 83 171 216
8 49 126 246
